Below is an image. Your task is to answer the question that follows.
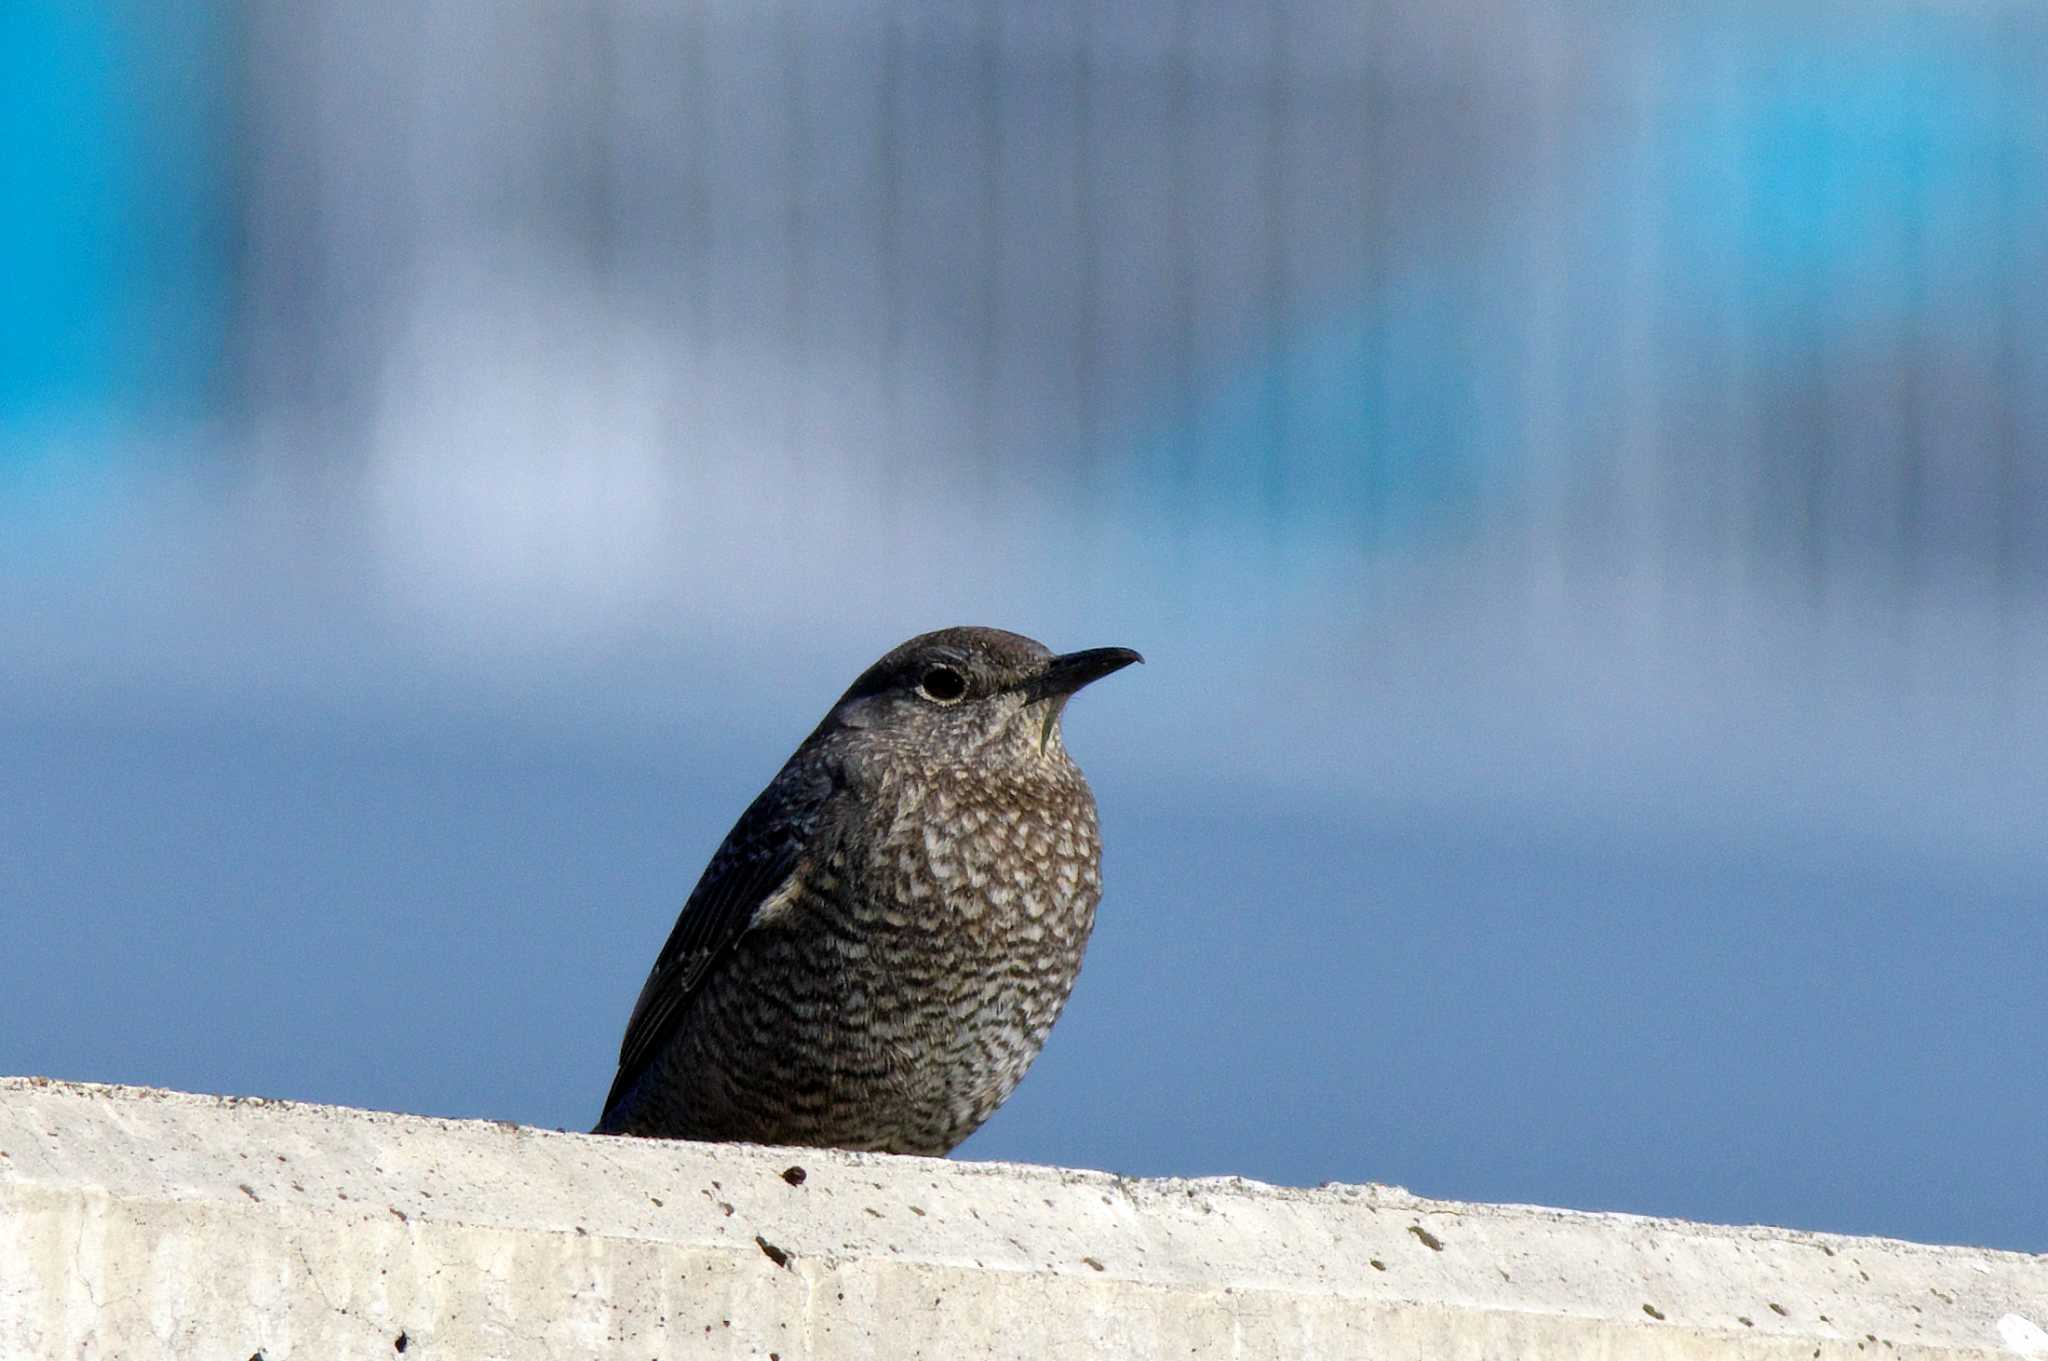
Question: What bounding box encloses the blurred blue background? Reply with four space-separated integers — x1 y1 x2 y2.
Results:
4 1 2044 1252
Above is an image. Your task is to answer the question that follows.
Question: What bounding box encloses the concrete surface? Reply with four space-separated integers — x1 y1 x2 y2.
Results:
1 1077 2043 1359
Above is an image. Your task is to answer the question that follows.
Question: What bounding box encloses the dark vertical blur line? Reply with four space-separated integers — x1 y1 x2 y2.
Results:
145 1 215 419
1437 14 1476 552
397 5 428 282
1559 21 1601 577
1719 1 1760 615
1166 0 1197 521
1753 17 1791 607
1351 2 1384 536
2031 8 2048 605
1260 0 1290 543
301 5 337 433
680 2 710 457
1358 0 1388 551
2026 8 2048 606
1894 19 1928 632
1990 13 2023 634
586 4 618 302
1639 15 1675 613
1788 35 1833 615
1523 0 1569 592
1649 18 1680 627
1572 5 1619 579
1697 6 1741 617
877 3 904 511
782 0 810 475
1650 12 1695 596
1774 4 1833 707
1734 4 1770 596
222 0 262 438
1073 1 1101 494
973 0 1004 482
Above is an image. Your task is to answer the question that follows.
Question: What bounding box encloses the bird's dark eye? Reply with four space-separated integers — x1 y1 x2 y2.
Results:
917 666 967 703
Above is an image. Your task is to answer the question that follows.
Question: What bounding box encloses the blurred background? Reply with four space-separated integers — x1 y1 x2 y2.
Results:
4 1 2044 1252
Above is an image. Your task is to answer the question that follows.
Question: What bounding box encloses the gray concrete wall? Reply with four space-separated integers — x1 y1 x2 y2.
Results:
2 1077 2043 1359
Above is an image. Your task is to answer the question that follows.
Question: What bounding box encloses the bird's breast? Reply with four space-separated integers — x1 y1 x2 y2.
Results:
670 762 1108 1154
865 770 1101 941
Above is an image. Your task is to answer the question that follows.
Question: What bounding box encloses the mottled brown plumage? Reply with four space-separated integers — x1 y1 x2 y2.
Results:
595 626 1140 1154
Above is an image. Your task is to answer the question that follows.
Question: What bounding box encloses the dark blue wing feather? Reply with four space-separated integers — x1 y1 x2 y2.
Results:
599 753 840 1125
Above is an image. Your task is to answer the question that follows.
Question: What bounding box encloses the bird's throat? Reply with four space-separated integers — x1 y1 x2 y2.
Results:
1036 699 1067 756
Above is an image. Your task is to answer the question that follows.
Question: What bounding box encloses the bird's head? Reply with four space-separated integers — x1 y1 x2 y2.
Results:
819 626 1141 768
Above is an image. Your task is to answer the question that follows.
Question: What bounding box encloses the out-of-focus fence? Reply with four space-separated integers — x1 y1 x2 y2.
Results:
212 2 2047 604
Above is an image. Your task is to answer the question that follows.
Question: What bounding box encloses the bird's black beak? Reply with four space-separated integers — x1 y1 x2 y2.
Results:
1023 646 1144 703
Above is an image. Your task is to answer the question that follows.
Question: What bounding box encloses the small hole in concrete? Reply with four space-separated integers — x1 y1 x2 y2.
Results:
1369 1259 1387 1271
1407 1225 1445 1252
756 1236 791 1269
1082 1257 1106 1272
1769 1302 1789 1317
393 1332 409 1353
782 1165 807 1187
1643 1304 1666 1321
1739 1317 1755 1328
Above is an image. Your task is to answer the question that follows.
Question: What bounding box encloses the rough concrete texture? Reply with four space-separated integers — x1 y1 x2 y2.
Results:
2 1078 2044 1360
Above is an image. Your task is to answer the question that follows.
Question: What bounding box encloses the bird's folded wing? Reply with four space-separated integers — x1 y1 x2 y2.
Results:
602 760 838 1121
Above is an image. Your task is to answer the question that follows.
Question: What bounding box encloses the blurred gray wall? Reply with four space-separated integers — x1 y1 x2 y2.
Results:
218 0 2048 620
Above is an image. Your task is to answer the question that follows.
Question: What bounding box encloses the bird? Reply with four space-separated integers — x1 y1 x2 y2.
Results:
594 626 1141 1155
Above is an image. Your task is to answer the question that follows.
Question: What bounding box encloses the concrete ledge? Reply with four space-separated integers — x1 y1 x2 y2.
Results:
3 1078 2044 1359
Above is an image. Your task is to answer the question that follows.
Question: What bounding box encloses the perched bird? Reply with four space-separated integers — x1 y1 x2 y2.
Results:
595 626 1140 1155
